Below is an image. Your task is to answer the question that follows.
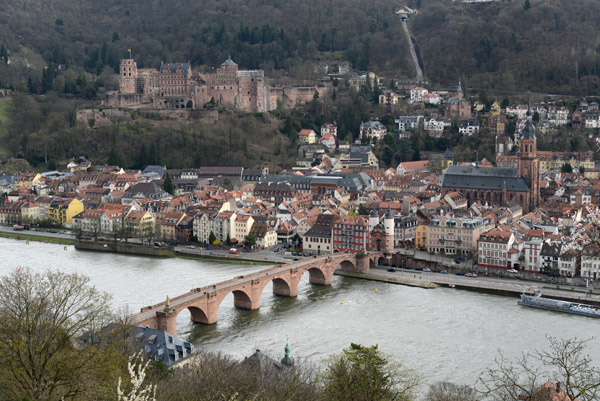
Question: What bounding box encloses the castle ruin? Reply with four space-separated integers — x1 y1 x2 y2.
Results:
105 57 329 112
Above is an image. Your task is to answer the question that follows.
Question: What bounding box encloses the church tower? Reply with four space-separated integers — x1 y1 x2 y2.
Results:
518 105 539 212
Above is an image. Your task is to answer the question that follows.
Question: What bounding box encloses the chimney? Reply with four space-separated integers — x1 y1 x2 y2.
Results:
556 382 561 393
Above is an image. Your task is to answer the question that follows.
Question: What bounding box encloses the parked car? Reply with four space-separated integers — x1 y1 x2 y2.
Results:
229 248 238 254
423 268 431 272
387 268 396 273
293 258 299 261
455 272 465 276
273 248 280 252
507 269 518 273
415 267 423 271
465 273 473 277
188 245 195 249
440 270 448 274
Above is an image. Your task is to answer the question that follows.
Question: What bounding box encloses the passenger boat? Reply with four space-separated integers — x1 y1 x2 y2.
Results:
518 290 600 318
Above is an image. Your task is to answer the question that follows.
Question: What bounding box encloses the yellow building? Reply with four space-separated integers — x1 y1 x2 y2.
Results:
21 202 40 224
16 173 41 189
298 129 317 144
490 101 502 117
48 198 84 227
124 211 155 238
415 224 427 249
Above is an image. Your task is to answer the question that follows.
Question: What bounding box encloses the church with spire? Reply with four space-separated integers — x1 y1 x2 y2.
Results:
440 104 540 213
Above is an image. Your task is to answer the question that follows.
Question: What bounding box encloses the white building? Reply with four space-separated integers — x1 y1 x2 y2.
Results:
458 119 480 136
581 253 600 279
477 228 516 270
424 118 445 137
395 116 422 132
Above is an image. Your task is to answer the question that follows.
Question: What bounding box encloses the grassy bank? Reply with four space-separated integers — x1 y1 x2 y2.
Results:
0 232 74 245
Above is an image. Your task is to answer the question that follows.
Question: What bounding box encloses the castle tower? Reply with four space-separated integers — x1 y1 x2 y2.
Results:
383 206 395 252
518 104 539 212
120 58 138 94
368 204 379 232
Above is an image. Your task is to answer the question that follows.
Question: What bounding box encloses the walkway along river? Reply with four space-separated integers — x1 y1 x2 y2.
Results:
2 237 599 385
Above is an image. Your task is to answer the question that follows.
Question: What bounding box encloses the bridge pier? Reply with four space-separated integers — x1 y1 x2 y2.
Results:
156 308 177 336
273 277 299 297
309 268 333 285
130 253 381 336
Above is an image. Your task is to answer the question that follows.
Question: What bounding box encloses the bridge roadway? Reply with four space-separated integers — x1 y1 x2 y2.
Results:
129 253 373 336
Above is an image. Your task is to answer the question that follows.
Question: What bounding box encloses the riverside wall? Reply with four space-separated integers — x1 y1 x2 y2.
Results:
74 240 174 257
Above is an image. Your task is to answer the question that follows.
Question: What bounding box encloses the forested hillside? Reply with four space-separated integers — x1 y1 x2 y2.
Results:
412 0 600 94
1 0 599 93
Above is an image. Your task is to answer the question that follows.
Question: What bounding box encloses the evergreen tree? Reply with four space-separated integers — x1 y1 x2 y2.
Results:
137 143 148 168
523 0 531 10
148 143 158 165
208 231 217 245
111 32 120 42
357 203 370 216
107 147 121 166
193 151 202 168
162 171 174 194
0 43 7 64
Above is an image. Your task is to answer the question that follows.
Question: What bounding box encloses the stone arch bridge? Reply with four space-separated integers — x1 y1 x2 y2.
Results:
129 252 384 336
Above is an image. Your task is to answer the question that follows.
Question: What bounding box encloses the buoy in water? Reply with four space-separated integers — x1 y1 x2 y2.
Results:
64 246 67 251
26 240 29 245
340 300 343 304
375 288 378 293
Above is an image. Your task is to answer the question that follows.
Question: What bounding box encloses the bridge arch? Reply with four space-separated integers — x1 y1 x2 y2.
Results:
188 306 210 325
340 259 357 272
272 277 293 297
306 267 327 285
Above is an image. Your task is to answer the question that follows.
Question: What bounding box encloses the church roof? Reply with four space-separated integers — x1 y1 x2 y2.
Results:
441 165 529 192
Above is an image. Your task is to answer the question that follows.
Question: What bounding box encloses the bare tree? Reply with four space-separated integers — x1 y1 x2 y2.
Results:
0 268 113 401
426 381 477 401
478 337 600 401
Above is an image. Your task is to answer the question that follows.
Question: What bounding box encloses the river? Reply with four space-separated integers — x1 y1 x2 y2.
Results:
2 238 599 386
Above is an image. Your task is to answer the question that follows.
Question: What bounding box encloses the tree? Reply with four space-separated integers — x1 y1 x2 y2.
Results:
524 0 531 10
244 233 256 247
208 231 217 246
357 203 370 215
427 382 477 401
319 343 419 401
108 146 122 166
117 352 156 401
478 337 600 401
162 171 174 195
0 268 113 401
0 43 7 64
561 163 573 173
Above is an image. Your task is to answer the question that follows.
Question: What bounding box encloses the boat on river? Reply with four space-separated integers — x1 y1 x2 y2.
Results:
518 290 600 318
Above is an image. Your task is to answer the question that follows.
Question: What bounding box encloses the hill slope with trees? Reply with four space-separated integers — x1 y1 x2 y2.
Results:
1 0 599 93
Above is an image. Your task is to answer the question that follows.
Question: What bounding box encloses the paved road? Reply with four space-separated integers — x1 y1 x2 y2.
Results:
0 226 75 240
371 267 600 303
